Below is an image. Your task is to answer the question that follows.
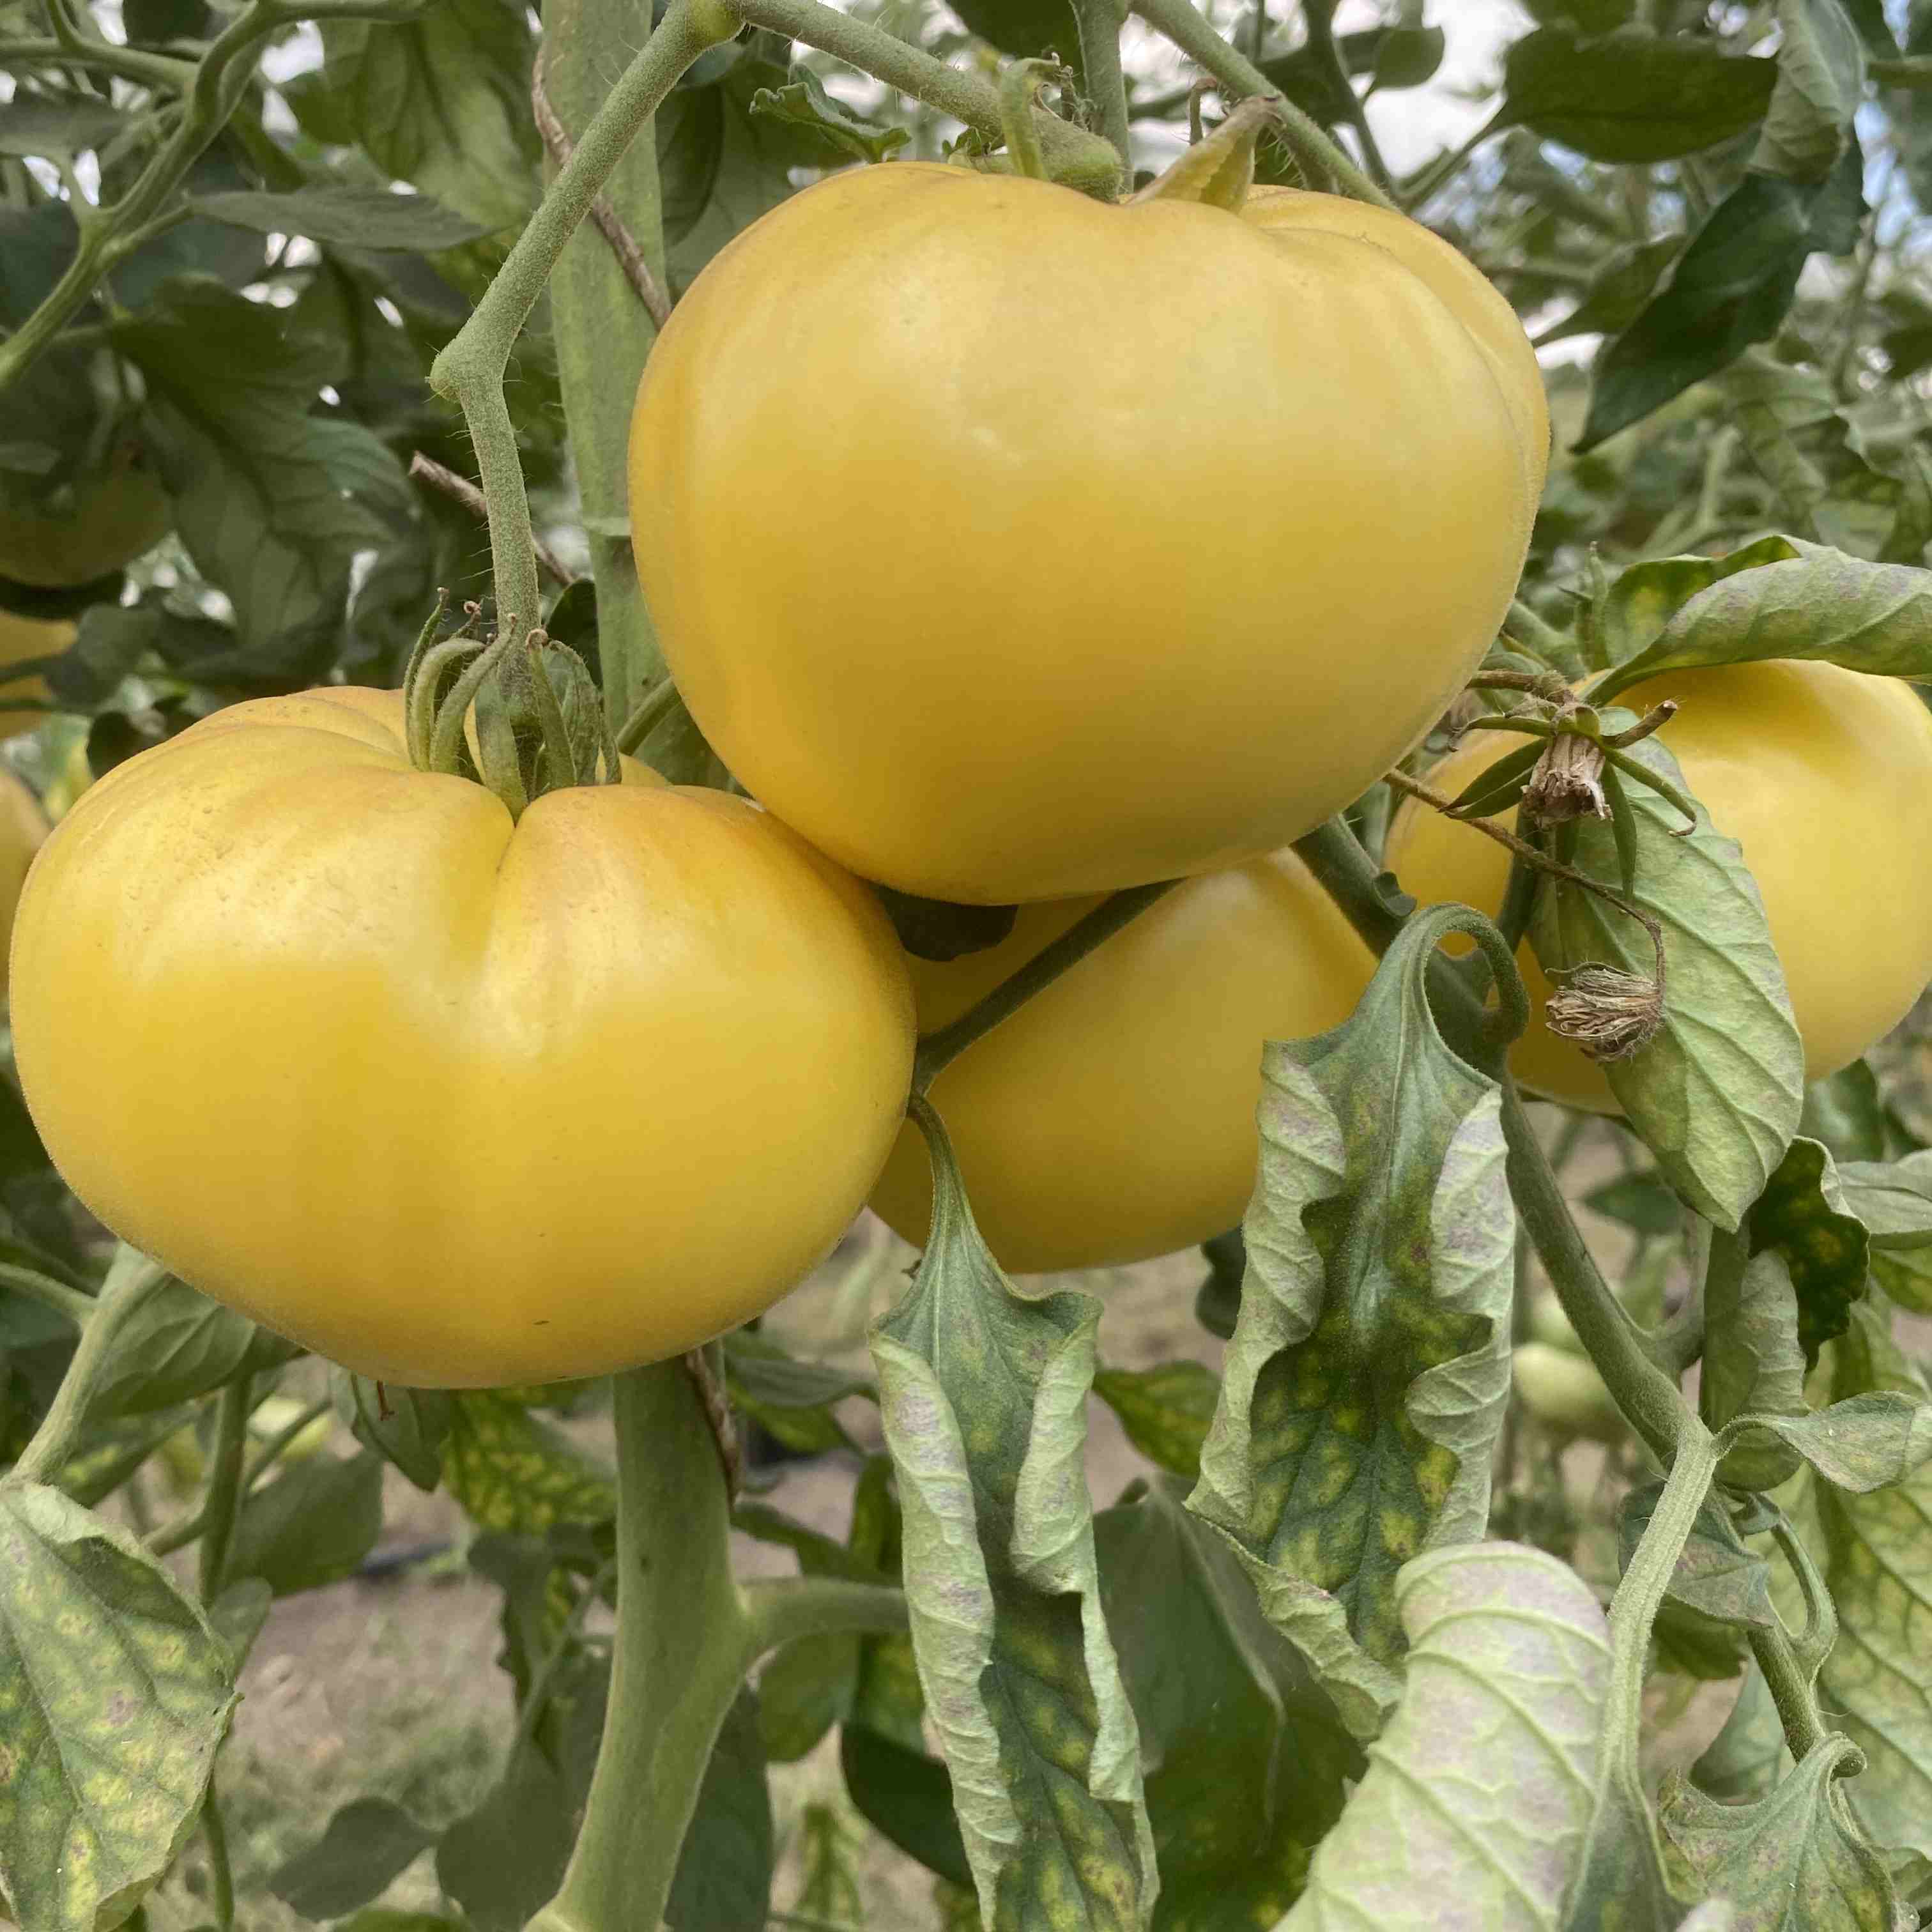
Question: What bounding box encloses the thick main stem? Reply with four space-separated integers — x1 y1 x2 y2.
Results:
525 1361 751 1932
1070 0 1132 167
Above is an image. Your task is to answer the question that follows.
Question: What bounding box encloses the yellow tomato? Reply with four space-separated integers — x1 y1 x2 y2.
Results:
0 765 47 1000
1384 659 1932 1110
629 167 1548 904
12 687 916 1387
0 608 72 740
0 456 170 588
869 850 1375 1271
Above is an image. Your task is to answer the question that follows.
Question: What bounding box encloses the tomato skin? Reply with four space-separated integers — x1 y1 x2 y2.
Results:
0 459 169 589
0 610 72 740
629 165 1546 905
868 850 1375 1272
1384 659 1932 1110
12 688 916 1388
0 765 47 999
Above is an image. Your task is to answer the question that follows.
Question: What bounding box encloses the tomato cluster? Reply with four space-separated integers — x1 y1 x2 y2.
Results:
10 158 1932 1388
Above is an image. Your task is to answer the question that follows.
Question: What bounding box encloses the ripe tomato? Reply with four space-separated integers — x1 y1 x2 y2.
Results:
0 608 72 740
12 688 916 1386
0 455 170 588
868 850 1375 1271
0 765 46 999
1385 659 1932 1110
629 168 1548 905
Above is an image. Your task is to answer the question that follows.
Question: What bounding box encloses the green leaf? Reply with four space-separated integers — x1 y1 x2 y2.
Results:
1531 735 1803 1231
54 1408 194 1510
0 98 130 160
283 0 540 234
226 1450 385 1596
440 1390 616 1533
123 0 212 43
838 1725 971 1890
948 0 1080 65
1095 1477 1359 1926
869 1100 1156 1929
1749 1137 1870 1365
724 1329 871 1455
114 279 409 675
1694 1664 1791 1804
269 1797 436 1919
1188 905 1516 1689
1579 152 1864 450
1279 1545 1611 1929
0 1482 237 1932
88 1266 294 1419
1660 1735 1904 1928
665 1689 774 1931
333 1372 453 1493
208 1576 272 1673
1092 1362 1220 1480
871 887 1019 964
1536 236 1683 348
1801 1062 1889 1163
1839 1150 1932 1312
748 66 910 163
1753 0 1867 183
1582 1169 1683 1237
188 186 494 251
790 1803 864 1931
1703 1241 1809 1491
436 1749 577 1932
1618 1478 1776 1635
1502 27 1778 162
1742 1391 1932 1491
1591 542 1932 702
1593 535 1803 669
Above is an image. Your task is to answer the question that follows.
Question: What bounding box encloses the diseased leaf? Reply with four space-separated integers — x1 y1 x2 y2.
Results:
1841 1150 1932 1312
1594 535 1803 669
1660 1735 1905 1929
869 1100 1155 1929
440 1392 615 1533
1532 735 1802 1230
1503 27 1778 162
1096 1477 1360 1924
1742 1392 1932 1492
1694 1665 1791 1804
189 186 495 251
1749 1137 1869 1365
1187 904 1514 1705
1092 1362 1220 1481
1280 1544 1611 1930
0 1482 238 1932
1618 1480 1777 1634
1591 542 1932 702
435 1749 577 1932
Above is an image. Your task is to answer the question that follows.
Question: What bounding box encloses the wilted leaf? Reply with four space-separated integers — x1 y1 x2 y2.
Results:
1281 1544 1611 1930
870 1100 1156 1929
1503 27 1777 161
1531 734 1803 1230
1189 905 1514 1701
0 1482 237 1932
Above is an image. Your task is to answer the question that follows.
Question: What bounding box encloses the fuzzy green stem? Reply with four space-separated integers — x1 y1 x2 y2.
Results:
7 1250 167 1487
998 60 1058 180
728 0 1122 195
1070 0 1132 167
430 0 738 650
1747 1620 1828 1763
1126 0 1397 210
615 677 687 756
0 1263 96 1330
0 33 197 90
912 882 1178 1093
523 1361 752 1932
202 1780 236 1932
197 1377 253 1601
741 1575 909 1653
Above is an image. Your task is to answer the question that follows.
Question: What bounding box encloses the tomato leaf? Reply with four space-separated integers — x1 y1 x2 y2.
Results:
1694 1664 1790 1804
225 1450 385 1597
664 1689 775 1932
1535 235 1682 348
1703 1242 1809 1491
869 1101 1157 1927
1188 905 1513 1700
1801 1062 1889 1165
1837 1149 1932 1311
188 186 496 252
1752 0 1866 184
1591 535 1804 671
281 0 540 234
440 1391 616 1533
1591 541 1932 701
1661 1734 1905 1928
1740 1391 1932 1492
747 67 910 163
1617 1478 1777 1632
1750 1137 1870 1366
436 1748 579 1932
1091 1361 1219 1480
0 1481 237 1932
1578 146 1864 451
88 1262 297 1419
0 97 131 160
1501 26 1778 162
1530 735 1803 1231
1277 1545 1611 1928
1582 1168 1683 1238
838 1724 971 1890
1096 1476 1360 1921
333 1372 452 1494
114 279 410 678
269 1797 437 1920
724 1328 872 1455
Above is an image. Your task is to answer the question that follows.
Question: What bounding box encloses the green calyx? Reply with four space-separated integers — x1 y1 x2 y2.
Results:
1131 95 1281 212
401 595 621 818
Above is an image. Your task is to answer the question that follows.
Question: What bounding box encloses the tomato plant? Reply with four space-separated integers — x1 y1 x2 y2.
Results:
11 3 1932 1932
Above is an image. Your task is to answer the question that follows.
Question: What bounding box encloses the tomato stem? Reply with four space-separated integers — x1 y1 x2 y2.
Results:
1068 0 1133 169
1126 0 1399 213
996 59 1060 182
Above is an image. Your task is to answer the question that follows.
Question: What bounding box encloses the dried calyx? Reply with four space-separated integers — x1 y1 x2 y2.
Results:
1544 962 1666 1064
